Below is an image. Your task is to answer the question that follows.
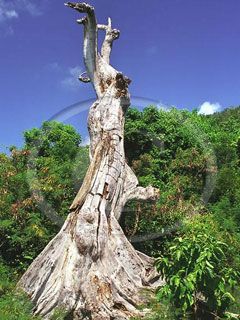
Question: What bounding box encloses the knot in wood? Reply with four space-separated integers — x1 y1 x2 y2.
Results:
115 72 130 98
111 29 120 40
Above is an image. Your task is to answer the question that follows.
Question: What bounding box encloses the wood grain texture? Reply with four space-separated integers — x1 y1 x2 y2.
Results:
18 3 162 319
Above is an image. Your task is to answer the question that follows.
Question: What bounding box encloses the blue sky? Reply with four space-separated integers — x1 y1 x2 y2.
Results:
0 0 240 151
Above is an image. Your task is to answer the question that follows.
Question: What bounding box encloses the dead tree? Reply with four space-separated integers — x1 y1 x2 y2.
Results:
19 3 160 319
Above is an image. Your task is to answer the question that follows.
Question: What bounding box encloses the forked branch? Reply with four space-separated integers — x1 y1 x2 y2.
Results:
65 2 121 96
98 17 120 64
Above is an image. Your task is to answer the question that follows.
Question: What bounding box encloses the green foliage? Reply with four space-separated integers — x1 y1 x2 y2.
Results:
0 290 41 320
124 106 240 317
50 307 70 320
0 121 89 271
0 261 15 296
156 215 240 317
131 296 180 320
24 121 81 160
0 106 240 318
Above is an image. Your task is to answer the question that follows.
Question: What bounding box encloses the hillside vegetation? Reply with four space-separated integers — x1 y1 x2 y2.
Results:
0 106 239 319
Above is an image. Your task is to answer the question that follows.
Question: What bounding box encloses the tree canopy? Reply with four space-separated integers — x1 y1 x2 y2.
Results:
0 106 240 319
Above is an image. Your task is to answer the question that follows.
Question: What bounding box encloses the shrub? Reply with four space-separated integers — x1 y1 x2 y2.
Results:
0 290 41 320
155 215 239 318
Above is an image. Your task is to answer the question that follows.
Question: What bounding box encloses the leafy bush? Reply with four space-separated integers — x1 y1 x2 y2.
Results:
0 106 240 318
0 261 15 296
156 215 240 317
0 122 89 272
0 290 41 320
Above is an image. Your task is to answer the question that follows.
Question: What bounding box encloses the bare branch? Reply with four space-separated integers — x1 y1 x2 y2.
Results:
64 2 94 14
76 16 87 24
78 71 91 83
98 17 120 64
127 185 160 202
65 2 101 95
121 165 159 209
97 24 108 31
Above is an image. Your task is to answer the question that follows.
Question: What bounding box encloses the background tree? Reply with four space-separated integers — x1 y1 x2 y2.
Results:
0 105 240 318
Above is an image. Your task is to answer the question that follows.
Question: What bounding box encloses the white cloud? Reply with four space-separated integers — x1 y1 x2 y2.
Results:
0 0 43 26
0 0 45 37
5 10 18 18
61 66 82 90
198 101 222 115
0 1 19 22
19 0 42 16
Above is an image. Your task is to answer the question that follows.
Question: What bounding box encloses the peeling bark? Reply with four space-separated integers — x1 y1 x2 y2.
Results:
18 3 162 319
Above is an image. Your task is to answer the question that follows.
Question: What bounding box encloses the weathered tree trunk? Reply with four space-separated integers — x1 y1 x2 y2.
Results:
19 3 160 319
